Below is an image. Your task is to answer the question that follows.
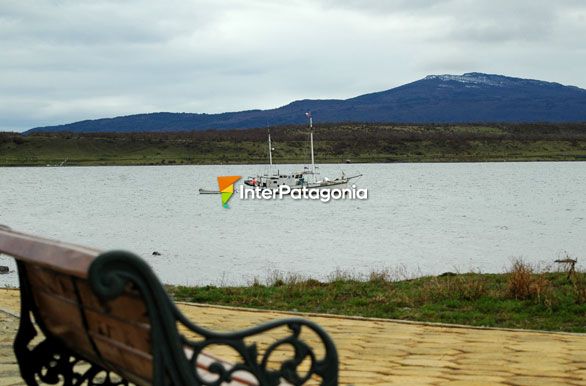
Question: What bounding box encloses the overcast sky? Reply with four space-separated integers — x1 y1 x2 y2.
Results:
1 0 585 131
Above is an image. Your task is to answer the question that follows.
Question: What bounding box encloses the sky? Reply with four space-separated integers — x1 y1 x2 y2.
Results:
1 0 585 131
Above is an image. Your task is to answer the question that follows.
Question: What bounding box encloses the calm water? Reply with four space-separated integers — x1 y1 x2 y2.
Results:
1 162 585 286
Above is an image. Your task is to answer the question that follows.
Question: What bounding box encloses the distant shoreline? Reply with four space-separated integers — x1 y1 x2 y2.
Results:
2 123 586 166
2 159 586 168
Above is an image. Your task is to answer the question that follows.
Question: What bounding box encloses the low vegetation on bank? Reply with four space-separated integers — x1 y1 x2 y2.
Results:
2 123 586 166
166 259 586 333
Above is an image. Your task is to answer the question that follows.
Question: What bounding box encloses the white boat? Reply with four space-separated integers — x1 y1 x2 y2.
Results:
244 113 361 190
198 189 220 194
243 128 308 189
198 188 238 195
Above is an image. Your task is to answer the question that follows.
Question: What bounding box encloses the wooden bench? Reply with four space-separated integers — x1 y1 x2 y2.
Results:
0 226 338 385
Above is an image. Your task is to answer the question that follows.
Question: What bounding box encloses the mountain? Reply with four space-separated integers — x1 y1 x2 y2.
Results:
27 73 586 133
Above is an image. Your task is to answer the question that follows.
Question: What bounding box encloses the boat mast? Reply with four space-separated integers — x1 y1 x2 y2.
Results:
307 112 316 181
268 128 273 170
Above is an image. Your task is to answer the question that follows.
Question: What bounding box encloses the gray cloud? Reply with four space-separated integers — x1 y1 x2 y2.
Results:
1 0 585 131
319 0 448 14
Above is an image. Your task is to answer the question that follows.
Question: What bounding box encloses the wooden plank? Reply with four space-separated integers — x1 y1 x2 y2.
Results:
23 262 152 383
89 332 154 382
26 264 153 371
0 228 98 278
31 288 96 357
84 308 151 353
26 265 78 301
76 280 150 324
26 264 153 382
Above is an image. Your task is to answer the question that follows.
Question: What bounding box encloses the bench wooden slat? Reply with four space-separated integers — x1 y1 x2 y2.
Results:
26 262 155 381
84 308 152 353
89 332 154 384
75 280 150 324
26 265 78 300
26 264 155 383
0 228 97 278
31 287 96 357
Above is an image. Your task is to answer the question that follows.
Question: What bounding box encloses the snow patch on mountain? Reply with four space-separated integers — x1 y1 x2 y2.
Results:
424 72 551 88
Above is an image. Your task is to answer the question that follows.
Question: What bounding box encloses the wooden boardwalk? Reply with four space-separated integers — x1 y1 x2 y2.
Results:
1 288 585 385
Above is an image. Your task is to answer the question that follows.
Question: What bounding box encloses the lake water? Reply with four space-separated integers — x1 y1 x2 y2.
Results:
1 162 585 287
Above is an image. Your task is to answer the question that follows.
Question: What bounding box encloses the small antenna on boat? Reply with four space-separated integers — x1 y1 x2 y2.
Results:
267 126 273 170
306 112 316 182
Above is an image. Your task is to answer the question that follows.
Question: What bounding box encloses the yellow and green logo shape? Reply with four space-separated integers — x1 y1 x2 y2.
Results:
217 176 241 208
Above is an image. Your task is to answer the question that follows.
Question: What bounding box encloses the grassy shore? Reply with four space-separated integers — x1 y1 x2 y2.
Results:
2 123 586 166
166 260 586 333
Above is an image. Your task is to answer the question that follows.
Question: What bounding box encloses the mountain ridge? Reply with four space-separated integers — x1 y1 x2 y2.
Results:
27 73 586 133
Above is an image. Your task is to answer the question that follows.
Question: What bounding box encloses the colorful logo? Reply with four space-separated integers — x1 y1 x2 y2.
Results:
217 176 241 208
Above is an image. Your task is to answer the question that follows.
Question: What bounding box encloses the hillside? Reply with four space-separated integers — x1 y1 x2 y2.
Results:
26 73 586 134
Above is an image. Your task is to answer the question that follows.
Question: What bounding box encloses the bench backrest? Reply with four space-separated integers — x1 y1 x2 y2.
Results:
0 227 154 384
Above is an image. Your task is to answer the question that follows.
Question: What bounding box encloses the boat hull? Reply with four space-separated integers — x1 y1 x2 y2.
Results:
199 189 220 194
305 180 348 190
242 179 350 193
